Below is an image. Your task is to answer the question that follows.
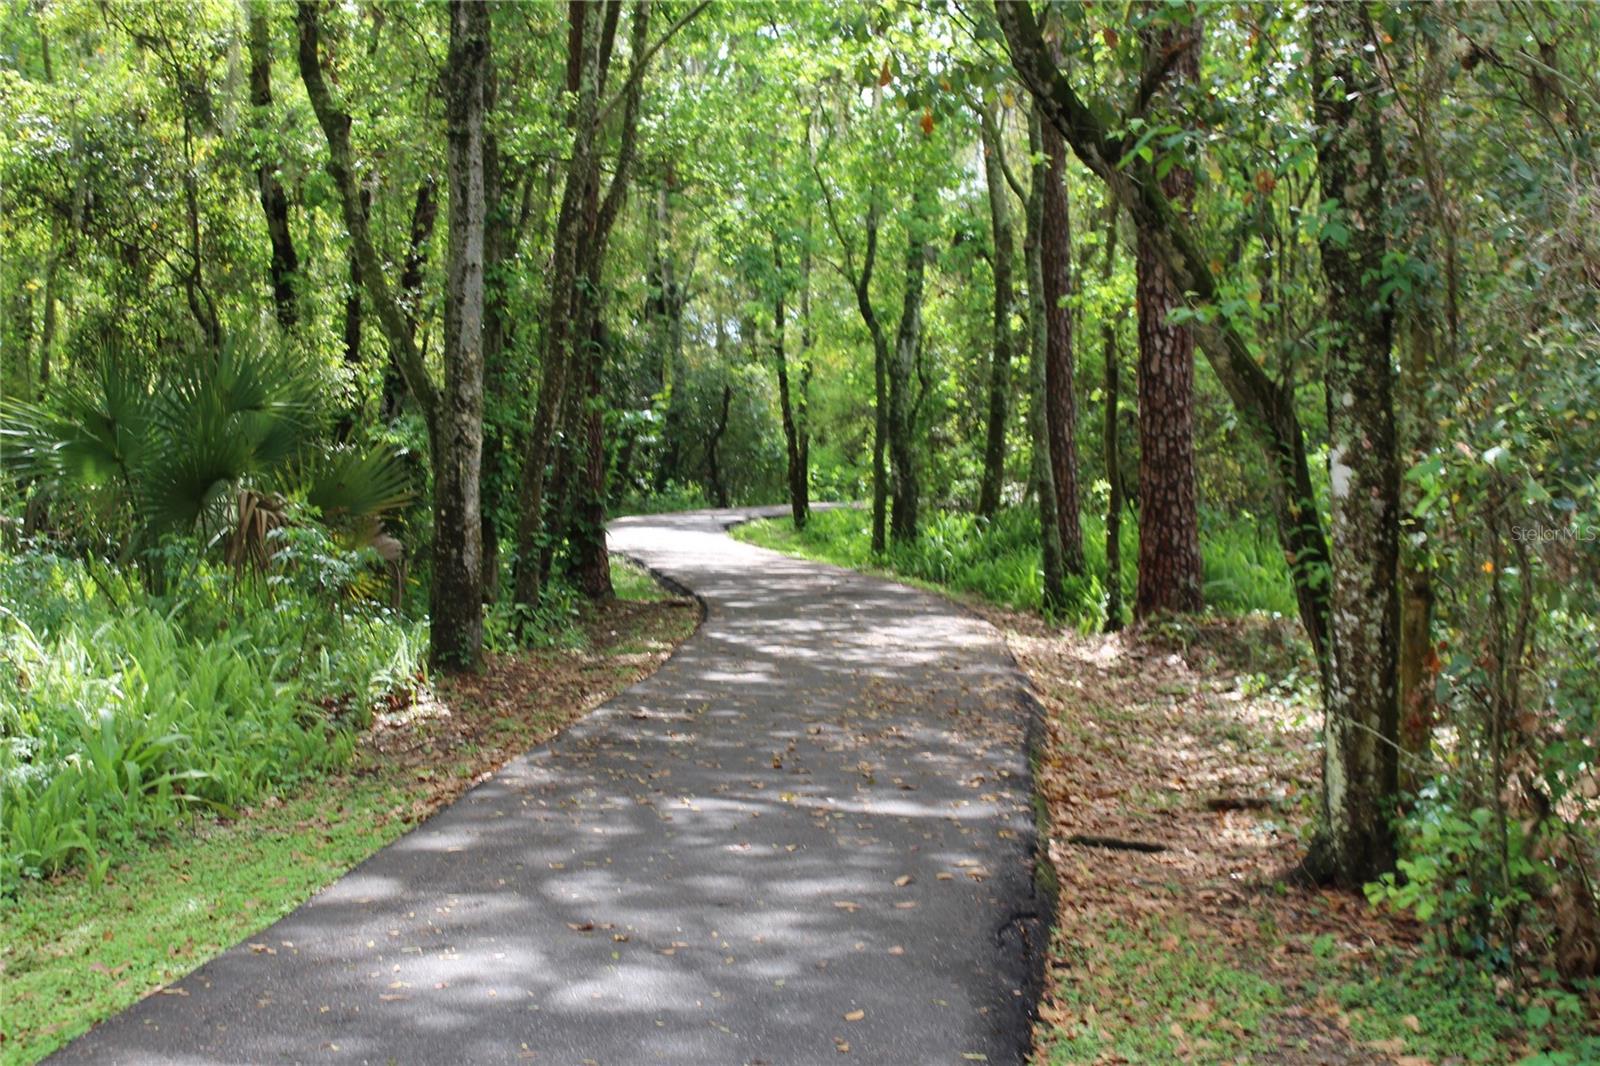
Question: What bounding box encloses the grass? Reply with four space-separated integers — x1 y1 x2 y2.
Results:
731 503 1298 628
1037 913 1597 1065
0 557 699 1065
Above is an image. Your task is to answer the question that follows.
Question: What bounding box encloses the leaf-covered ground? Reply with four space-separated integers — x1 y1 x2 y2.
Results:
0 561 699 1066
977 608 1598 1066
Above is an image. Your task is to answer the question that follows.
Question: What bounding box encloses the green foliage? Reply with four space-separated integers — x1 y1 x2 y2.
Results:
1366 795 1541 961
1 335 413 566
0 538 424 887
734 504 1297 628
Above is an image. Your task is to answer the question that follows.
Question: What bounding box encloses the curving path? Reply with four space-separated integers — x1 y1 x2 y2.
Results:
54 508 1047 1066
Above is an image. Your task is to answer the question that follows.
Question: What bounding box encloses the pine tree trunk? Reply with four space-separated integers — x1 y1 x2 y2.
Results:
1024 109 1066 612
1133 20 1204 618
1039 112 1086 577
977 105 1014 519
1304 0 1401 887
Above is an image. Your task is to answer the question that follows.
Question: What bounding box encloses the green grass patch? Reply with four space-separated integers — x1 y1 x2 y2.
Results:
1039 917 1285 1063
732 504 1297 626
1036 919 1596 1065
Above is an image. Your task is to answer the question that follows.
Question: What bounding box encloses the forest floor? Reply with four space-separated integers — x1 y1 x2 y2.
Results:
976 605 1595 1066
0 560 699 1066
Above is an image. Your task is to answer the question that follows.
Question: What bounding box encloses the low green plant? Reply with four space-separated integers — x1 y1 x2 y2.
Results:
0 538 423 888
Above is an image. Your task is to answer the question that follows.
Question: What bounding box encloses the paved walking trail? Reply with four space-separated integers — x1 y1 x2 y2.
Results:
55 508 1046 1065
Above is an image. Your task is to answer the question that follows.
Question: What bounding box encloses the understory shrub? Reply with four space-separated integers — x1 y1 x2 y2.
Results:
0 539 424 887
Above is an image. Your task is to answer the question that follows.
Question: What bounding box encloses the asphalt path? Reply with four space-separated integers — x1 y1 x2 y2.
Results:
53 507 1047 1066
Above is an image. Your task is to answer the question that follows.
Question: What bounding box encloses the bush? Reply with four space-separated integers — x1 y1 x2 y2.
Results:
0 538 424 887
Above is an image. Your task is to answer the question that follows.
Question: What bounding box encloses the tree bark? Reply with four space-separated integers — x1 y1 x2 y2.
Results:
430 0 490 670
977 104 1015 519
773 235 808 529
1133 15 1204 618
1039 108 1086 577
707 382 732 508
511 0 606 618
1024 107 1067 612
567 1 651 603
297 0 484 670
1303 0 1401 887
247 2 300 329
1099 203 1126 632
888 186 930 543
384 178 439 420
996 2 1331 672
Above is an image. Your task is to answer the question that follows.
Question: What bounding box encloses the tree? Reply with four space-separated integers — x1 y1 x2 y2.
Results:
245 1 299 330
1038 107 1086 578
996 0 1333 670
1303 0 1401 886
975 102 1015 519
296 0 487 670
1132 13 1204 618
1022 105 1067 612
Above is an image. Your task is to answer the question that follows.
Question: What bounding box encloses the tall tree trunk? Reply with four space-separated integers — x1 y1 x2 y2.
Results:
247 2 299 329
976 104 1015 519
1304 0 1401 887
479 64 506 604
567 1 650 603
797 222 813 520
888 187 930 544
1024 108 1067 612
299 0 480 669
773 235 808 529
1099 203 1126 633
430 0 490 670
511 0 606 618
1039 107 1086 577
851 196 890 555
1133 17 1204 618
649 182 690 494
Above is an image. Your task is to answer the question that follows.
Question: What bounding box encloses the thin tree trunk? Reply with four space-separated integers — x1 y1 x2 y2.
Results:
511 1 605 618
977 104 1015 519
1133 18 1204 618
797 220 813 519
1304 0 1401 887
773 235 808 529
1099 203 1125 633
1039 108 1086 577
1024 108 1066 612
889 186 930 544
567 1 650 603
707 382 732 508
247 2 300 329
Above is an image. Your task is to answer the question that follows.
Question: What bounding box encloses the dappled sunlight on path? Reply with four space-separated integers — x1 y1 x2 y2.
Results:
53 506 1045 1065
